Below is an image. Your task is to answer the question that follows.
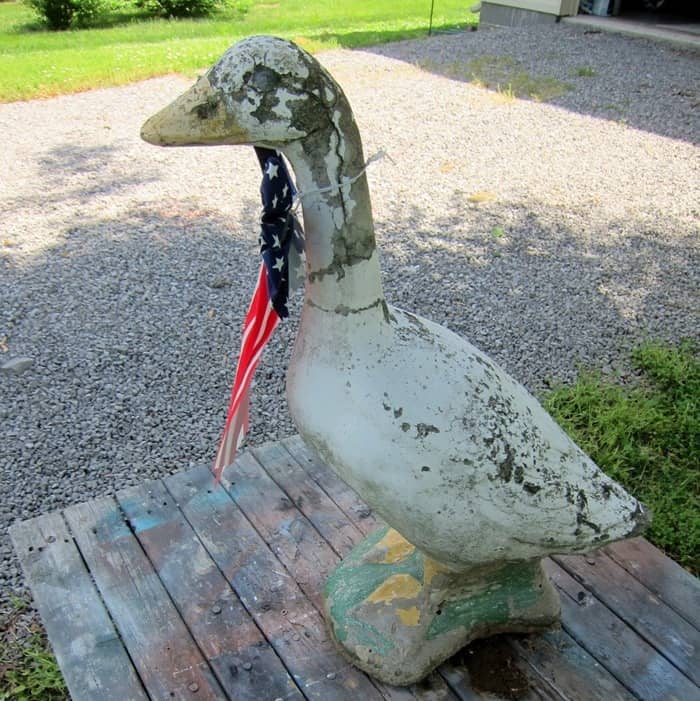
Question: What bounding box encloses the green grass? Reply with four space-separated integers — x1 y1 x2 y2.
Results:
0 636 67 701
544 341 700 575
0 597 67 701
420 54 572 102
572 65 597 78
0 0 478 101
465 55 572 102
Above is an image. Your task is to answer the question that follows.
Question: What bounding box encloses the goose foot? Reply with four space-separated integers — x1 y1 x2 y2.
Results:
323 526 560 686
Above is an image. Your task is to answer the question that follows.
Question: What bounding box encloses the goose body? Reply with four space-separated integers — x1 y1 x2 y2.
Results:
142 35 648 571
289 302 645 569
142 35 649 682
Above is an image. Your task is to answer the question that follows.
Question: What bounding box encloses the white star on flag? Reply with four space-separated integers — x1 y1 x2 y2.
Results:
273 257 285 272
272 234 281 248
265 161 279 179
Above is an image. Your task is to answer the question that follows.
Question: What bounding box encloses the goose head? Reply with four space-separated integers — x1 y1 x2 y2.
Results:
142 36 340 148
142 35 383 314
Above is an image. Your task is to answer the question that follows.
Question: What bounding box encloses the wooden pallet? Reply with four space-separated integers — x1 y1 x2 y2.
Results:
10 436 700 701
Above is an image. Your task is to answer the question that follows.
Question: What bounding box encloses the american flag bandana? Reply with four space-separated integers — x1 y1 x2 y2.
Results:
256 147 305 318
212 148 304 483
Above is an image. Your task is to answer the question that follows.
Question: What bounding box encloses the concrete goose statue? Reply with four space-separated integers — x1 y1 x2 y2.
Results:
141 36 649 686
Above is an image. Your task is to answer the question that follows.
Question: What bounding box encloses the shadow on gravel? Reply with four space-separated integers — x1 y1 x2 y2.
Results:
363 26 699 144
27 142 161 205
3 197 697 487
1 194 697 596
1 200 266 527
3 142 160 214
377 202 698 384
38 144 121 175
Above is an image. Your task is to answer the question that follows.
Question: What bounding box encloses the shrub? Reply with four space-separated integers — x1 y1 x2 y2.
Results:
24 0 107 29
25 0 75 29
144 0 222 17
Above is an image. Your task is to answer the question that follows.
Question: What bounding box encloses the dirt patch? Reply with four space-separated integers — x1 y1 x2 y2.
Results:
460 635 530 699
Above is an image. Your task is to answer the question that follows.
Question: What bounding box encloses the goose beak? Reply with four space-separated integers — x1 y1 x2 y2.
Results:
141 75 248 147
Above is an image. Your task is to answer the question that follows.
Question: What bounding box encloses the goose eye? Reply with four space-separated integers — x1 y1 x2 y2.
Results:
194 94 220 120
251 66 280 92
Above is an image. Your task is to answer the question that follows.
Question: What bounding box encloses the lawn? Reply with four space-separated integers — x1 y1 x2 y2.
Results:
0 0 478 101
544 341 699 576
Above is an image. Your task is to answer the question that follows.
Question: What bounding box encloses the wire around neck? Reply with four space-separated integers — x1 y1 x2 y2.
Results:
291 150 391 211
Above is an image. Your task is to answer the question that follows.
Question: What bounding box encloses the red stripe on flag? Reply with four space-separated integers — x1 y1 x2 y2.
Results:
213 263 279 483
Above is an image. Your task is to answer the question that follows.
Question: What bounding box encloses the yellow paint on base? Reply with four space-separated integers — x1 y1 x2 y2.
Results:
377 528 415 563
396 606 421 626
367 574 422 604
423 556 451 585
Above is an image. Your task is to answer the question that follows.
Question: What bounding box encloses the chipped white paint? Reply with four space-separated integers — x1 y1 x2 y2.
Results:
332 110 346 154
141 36 649 573
289 303 647 568
270 88 297 122
342 189 356 219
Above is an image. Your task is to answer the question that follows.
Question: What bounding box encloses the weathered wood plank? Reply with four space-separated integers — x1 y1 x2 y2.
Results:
439 662 541 701
259 442 571 701
10 512 148 701
117 479 304 701
405 673 466 701
440 644 559 701
554 550 699 685
545 559 700 701
604 538 700 630
63 497 225 700
230 451 344 613
255 442 459 701
282 435 380 535
438 664 490 701
164 465 385 701
252 441 361 559
221 451 422 701
513 629 636 701
16 437 699 701
283 439 568 700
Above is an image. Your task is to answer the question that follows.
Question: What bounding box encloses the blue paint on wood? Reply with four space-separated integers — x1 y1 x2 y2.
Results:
188 484 235 512
117 496 168 535
14 445 699 701
95 507 131 542
227 481 257 500
130 512 167 535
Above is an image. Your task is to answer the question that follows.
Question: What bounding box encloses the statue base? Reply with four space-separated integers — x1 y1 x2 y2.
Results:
323 526 561 686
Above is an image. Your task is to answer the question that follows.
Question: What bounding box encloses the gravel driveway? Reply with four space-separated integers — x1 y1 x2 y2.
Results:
1 24 698 606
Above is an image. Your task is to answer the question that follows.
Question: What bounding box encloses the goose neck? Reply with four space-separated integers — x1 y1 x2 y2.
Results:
281 121 384 314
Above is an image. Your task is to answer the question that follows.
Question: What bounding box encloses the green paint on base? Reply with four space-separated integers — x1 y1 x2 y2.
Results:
323 526 560 686
324 525 422 644
426 560 545 639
